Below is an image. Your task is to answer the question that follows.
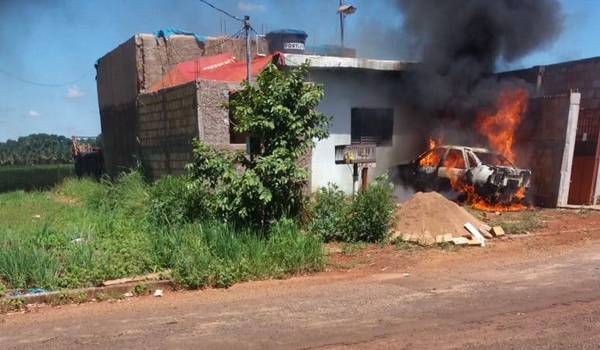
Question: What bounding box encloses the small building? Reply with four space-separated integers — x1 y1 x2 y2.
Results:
95 30 600 208
133 52 416 191
96 30 417 193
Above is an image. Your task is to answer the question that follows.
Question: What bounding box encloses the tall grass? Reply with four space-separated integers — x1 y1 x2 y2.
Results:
0 172 325 292
0 164 73 193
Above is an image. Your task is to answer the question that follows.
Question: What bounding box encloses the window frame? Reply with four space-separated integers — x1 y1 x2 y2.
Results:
350 107 394 146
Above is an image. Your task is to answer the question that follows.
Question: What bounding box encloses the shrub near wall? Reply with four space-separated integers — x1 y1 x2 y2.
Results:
309 176 397 243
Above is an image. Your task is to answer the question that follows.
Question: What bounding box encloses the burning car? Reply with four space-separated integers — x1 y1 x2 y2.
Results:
389 145 531 203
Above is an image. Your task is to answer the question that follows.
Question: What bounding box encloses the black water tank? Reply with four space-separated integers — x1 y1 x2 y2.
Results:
265 29 308 54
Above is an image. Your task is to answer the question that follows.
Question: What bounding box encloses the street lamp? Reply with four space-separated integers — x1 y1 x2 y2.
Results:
337 0 357 48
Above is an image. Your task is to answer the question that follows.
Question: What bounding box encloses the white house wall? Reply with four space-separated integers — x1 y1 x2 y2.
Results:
310 69 423 194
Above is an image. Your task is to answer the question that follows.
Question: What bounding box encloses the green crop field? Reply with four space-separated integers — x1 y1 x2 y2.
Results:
0 164 74 192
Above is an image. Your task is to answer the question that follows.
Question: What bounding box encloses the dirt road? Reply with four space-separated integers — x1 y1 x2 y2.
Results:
3 212 600 349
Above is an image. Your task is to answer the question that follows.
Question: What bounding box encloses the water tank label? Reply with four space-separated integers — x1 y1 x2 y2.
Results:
284 42 305 51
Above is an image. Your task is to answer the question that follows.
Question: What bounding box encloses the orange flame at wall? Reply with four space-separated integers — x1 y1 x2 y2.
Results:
475 87 529 162
436 87 531 212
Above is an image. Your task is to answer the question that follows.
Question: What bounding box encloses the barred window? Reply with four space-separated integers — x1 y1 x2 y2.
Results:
351 108 394 146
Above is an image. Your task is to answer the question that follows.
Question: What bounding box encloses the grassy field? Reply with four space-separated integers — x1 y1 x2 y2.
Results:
0 173 324 294
0 164 73 193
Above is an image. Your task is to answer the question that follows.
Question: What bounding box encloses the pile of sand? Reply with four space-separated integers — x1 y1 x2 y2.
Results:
393 191 486 245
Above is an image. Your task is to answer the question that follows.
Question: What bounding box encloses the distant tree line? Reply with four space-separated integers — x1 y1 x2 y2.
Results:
0 133 98 166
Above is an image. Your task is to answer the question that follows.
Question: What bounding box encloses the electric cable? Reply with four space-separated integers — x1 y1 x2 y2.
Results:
0 66 94 87
198 0 242 22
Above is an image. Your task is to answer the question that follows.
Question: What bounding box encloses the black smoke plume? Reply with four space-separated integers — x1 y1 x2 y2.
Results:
396 0 564 139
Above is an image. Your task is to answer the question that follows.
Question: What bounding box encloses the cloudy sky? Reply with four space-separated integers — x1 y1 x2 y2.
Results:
0 0 598 141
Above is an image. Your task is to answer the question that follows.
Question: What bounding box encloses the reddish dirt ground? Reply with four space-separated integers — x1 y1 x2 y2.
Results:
3 208 600 349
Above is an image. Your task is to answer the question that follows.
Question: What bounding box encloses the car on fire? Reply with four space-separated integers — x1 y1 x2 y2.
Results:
388 145 532 203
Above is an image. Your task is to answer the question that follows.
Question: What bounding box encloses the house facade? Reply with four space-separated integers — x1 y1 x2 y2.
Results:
96 31 600 207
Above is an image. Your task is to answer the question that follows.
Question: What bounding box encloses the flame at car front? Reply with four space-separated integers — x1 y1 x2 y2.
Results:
423 87 531 212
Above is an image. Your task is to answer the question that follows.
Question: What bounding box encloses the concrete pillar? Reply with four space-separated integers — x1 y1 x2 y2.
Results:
557 91 581 207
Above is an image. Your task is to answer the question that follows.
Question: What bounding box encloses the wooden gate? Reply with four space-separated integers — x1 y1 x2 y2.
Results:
568 109 600 205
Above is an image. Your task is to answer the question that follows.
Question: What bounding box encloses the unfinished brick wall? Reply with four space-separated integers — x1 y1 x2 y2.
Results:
97 34 204 177
137 82 199 180
196 80 237 145
96 38 140 178
516 94 573 207
539 58 600 109
203 37 268 61
99 102 139 178
500 56 600 109
137 34 205 92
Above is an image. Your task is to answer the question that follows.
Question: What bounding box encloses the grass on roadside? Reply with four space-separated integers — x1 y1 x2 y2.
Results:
0 173 325 293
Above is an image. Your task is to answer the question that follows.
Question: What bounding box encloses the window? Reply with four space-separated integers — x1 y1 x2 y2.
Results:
229 93 247 144
443 149 466 169
466 152 478 169
474 152 514 167
418 148 445 168
351 108 393 146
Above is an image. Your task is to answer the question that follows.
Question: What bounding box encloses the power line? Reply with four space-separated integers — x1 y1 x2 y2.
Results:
198 0 242 22
0 66 94 88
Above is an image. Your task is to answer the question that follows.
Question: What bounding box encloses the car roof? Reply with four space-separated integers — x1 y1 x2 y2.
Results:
435 145 491 153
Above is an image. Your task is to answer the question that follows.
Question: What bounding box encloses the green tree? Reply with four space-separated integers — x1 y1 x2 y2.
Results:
0 133 74 165
187 62 331 228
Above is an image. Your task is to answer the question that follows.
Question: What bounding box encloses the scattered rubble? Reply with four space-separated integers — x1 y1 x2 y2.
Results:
393 192 504 247
102 271 169 287
491 226 506 237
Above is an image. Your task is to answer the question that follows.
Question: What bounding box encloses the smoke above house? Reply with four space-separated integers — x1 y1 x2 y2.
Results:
395 0 565 141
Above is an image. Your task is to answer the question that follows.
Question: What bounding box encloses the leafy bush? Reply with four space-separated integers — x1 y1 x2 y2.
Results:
307 183 349 242
187 62 331 229
340 176 397 243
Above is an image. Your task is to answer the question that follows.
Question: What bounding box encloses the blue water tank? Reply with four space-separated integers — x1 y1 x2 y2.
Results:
265 29 308 54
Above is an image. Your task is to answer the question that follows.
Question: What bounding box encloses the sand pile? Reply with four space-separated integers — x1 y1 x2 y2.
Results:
393 191 486 245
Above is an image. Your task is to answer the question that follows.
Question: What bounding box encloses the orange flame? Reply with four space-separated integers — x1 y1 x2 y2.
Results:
419 136 441 167
475 87 528 162
428 136 436 150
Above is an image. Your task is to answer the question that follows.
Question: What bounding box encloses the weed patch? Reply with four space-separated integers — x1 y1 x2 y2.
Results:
489 211 542 234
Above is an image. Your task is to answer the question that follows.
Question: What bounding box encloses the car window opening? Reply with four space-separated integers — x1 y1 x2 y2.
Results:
474 152 514 167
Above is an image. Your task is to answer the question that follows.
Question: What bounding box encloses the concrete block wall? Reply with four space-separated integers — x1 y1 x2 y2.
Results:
539 58 600 109
501 56 600 109
99 102 139 177
136 34 205 92
96 37 138 109
196 80 237 145
516 94 577 207
137 82 199 180
203 37 268 61
96 34 204 177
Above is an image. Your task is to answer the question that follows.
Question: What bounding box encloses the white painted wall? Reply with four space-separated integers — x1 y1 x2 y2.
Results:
309 69 423 194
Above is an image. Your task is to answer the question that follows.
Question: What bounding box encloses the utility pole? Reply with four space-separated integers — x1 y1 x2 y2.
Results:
243 15 254 159
339 0 344 48
244 15 251 84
